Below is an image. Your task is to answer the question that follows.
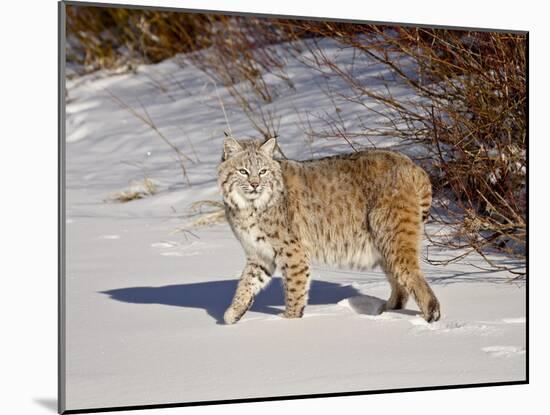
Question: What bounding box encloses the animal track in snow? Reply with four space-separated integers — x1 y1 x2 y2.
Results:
482 345 526 358
152 240 210 257
409 318 492 334
152 240 210 250
478 317 526 326
337 295 497 334
98 234 120 240
501 317 526 324
151 241 179 248
160 251 201 257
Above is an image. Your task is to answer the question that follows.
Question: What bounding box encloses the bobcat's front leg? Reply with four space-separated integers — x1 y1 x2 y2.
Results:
280 244 311 319
224 258 275 324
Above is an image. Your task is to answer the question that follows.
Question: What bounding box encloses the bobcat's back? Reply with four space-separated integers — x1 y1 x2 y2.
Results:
280 150 431 269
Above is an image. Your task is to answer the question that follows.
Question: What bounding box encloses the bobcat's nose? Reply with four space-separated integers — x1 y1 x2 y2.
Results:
249 182 259 189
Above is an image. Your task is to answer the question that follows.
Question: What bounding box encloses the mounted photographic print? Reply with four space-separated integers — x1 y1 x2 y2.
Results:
59 1 528 413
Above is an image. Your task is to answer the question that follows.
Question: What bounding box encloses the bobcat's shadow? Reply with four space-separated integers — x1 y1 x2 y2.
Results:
101 278 362 324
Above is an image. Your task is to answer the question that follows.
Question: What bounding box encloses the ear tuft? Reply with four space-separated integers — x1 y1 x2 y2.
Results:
223 137 243 160
259 138 277 157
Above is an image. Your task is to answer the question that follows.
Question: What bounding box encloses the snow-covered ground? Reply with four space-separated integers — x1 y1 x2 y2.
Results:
64 40 526 411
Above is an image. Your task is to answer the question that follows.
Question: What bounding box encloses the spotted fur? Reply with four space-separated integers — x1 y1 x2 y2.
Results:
218 137 440 324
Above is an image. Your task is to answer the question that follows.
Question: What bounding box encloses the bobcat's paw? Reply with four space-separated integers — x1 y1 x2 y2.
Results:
223 307 242 325
278 308 305 319
422 298 441 323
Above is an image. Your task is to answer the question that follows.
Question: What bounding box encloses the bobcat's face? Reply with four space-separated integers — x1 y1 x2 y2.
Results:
218 137 283 210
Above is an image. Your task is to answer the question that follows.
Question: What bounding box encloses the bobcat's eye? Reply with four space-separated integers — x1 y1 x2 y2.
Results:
238 169 249 176
259 169 267 176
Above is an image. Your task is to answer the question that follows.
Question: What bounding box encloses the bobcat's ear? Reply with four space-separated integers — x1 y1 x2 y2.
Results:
259 138 277 158
223 137 243 160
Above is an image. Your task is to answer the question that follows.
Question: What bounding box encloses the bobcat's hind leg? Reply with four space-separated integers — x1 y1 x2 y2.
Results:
384 270 409 311
224 257 275 324
383 244 440 322
370 203 440 322
392 264 440 322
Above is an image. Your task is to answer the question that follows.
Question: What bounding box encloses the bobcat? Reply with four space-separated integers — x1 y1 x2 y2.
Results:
218 137 440 324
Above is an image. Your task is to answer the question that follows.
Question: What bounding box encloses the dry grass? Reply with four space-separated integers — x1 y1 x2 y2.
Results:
66 5 219 73
185 200 226 227
106 178 158 203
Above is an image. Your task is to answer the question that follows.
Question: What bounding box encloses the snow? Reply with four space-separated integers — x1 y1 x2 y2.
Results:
63 39 526 411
